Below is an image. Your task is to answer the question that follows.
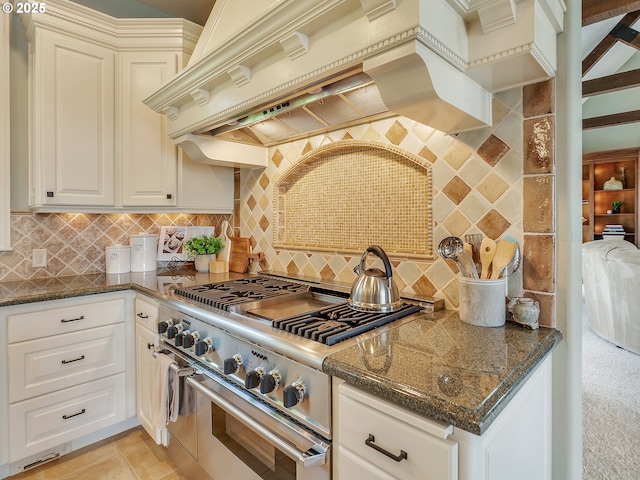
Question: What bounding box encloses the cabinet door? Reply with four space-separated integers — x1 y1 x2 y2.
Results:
9 374 126 462
32 29 115 207
135 323 162 443
119 52 178 207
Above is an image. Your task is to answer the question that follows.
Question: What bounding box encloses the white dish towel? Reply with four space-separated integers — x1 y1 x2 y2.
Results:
151 352 180 446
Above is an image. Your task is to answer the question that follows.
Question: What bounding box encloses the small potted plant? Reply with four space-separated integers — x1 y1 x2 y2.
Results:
184 234 224 272
612 201 623 214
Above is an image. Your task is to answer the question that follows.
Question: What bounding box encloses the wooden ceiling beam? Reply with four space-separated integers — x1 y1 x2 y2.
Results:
583 110 640 129
583 69 640 96
583 0 640 26
582 11 640 76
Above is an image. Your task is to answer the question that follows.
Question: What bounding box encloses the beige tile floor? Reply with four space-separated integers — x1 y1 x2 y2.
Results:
10 427 186 480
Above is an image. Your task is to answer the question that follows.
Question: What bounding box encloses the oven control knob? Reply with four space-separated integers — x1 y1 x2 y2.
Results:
283 380 306 408
195 337 213 356
260 370 281 394
183 331 200 349
166 323 183 339
245 366 265 389
157 318 174 334
175 330 188 347
224 354 243 375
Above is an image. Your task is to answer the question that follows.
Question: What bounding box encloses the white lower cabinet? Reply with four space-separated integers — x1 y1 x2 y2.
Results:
335 382 457 480
333 354 552 480
9 374 127 460
1 291 135 475
134 295 162 443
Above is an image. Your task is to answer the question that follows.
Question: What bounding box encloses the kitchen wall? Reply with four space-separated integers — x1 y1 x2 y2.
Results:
240 80 557 327
0 213 230 282
0 80 556 326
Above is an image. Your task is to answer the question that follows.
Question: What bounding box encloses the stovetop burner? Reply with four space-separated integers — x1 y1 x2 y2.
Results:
174 277 309 311
174 276 422 347
273 302 421 346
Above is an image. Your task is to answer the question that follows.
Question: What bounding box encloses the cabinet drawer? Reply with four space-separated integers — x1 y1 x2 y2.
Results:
338 384 457 480
9 324 126 402
8 297 125 343
9 374 126 462
134 296 159 331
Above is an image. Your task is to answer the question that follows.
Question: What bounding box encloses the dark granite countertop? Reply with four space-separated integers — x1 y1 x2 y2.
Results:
323 308 561 435
0 267 240 307
0 272 562 436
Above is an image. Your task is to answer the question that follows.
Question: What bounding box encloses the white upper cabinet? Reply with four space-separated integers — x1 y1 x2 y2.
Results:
19 0 234 213
118 52 178 208
32 29 116 207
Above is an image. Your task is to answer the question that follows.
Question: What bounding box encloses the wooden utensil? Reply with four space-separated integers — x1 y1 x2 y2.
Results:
479 237 497 279
218 220 233 263
229 237 252 273
490 239 518 279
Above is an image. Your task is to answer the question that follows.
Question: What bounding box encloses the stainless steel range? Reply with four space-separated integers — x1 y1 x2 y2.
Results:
154 274 424 480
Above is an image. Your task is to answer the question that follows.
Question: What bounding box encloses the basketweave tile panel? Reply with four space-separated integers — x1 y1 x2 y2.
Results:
240 84 557 320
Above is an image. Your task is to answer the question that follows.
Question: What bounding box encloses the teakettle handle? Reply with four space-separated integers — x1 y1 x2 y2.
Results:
361 245 393 282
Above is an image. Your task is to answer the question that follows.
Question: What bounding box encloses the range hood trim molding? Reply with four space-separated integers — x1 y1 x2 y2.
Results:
144 0 566 165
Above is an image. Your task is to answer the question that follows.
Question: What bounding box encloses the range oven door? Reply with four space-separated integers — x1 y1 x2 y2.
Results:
187 373 331 480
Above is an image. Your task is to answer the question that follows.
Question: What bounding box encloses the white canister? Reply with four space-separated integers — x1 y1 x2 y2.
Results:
105 245 131 274
130 234 158 272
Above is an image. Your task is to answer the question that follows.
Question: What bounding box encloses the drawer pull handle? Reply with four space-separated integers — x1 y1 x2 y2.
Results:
61 315 85 323
61 355 85 365
62 408 86 420
365 434 408 463
137 312 149 319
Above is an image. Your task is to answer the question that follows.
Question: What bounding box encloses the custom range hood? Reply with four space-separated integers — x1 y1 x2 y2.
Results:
144 0 566 168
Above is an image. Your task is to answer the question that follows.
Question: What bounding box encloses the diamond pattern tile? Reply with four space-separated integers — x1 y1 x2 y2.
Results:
1 213 230 282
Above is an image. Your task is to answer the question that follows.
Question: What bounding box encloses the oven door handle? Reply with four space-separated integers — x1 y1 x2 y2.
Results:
186 375 328 468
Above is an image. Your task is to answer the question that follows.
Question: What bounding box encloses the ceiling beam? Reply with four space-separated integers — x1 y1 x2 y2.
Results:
583 110 640 129
582 11 640 76
583 69 640 96
583 0 640 26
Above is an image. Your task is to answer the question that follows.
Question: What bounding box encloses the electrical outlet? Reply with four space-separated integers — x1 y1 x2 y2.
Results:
32 249 47 268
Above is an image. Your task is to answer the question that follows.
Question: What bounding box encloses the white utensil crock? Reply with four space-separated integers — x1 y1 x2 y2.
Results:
105 245 131 274
458 277 506 327
130 234 158 272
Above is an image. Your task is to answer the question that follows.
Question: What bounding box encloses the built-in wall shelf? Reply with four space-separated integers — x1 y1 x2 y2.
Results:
583 148 640 247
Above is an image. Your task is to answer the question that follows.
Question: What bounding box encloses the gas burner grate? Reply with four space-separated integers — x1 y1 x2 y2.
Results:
273 303 421 345
174 278 309 311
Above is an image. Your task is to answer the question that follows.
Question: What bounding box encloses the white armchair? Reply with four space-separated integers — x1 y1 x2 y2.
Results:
582 239 640 355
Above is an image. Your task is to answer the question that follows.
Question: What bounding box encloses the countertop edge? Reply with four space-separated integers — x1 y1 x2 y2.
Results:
323 327 562 435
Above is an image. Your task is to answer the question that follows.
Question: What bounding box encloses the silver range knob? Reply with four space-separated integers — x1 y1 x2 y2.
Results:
245 366 266 390
157 318 174 334
195 337 213 356
223 354 243 375
283 380 306 408
260 369 281 394
182 331 200 348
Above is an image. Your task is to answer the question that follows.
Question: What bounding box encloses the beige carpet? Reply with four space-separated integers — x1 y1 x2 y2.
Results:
582 300 640 479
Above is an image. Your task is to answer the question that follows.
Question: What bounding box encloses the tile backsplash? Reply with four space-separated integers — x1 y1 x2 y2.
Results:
240 81 556 326
0 213 230 282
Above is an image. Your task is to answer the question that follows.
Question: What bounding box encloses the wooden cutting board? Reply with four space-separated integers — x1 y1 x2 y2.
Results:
229 237 252 273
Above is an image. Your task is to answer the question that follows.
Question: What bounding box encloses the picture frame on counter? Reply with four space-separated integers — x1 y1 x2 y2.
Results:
157 226 214 261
